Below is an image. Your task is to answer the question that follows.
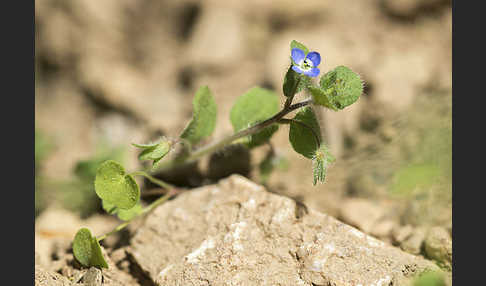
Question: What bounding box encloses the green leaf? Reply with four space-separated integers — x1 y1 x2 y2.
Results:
138 141 171 161
308 86 339 111
74 147 126 181
101 200 118 215
73 228 108 268
73 228 92 267
102 200 143 221
116 203 143 221
230 87 280 148
283 66 311 97
133 138 172 169
180 86 218 145
289 107 322 159
312 145 335 185
94 160 140 210
290 40 309 55
131 142 159 149
318 66 363 110
91 239 109 268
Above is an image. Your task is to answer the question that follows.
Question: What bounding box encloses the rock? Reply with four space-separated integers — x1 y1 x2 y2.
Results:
401 227 427 255
129 175 437 285
338 198 386 233
424 227 452 270
35 265 73 286
392 224 414 245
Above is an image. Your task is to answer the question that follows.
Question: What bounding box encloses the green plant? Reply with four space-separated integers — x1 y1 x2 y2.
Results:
72 40 364 268
412 271 446 286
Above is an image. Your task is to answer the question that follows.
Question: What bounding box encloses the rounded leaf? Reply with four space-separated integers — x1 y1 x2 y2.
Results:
309 86 339 111
180 86 218 144
289 107 322 159
73 228 108 268
101 200 118 215
94 160 140 210
319 66 363 110
116 203 143 221
230 87 280 148
73 228 93 267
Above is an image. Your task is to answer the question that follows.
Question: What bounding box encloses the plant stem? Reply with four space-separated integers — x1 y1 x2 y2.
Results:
130 171 175 189
96 191 174 242
96 221 130 242
152 99 313 172
140 191 173 215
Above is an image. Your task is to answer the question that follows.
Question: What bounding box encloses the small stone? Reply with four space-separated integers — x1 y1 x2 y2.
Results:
370 219 396 239
392 224 414 245
401 227 427 255
82 267 103 286
424 227 452 270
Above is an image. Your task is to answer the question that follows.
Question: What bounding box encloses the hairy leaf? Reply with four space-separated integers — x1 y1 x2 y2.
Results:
94 160 140 210
137 141 171 161
289 107 322 159
180 86 217 144
308 86 339 111
230 87 280 148
318 66 363 110
73 228 108 268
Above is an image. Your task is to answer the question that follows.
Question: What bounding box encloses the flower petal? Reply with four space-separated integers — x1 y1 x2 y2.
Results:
292 65 304 74
306 52 321 66
291 48 305 64
304 67 320 77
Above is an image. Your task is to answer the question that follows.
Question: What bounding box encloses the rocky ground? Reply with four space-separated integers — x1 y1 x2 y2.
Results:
35 176 451 285
35 0 452 285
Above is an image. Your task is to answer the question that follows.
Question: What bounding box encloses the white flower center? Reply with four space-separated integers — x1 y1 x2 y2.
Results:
298 58 313 71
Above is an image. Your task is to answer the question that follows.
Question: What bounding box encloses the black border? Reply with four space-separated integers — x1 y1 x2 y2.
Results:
2 0 35 284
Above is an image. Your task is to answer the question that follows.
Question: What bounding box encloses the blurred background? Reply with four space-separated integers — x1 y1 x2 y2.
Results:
35 0 451 270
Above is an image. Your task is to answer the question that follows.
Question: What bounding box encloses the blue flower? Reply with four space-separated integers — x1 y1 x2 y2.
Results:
291 48 321 77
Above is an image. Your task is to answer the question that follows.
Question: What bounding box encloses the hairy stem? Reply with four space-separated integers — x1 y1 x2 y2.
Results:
153 99 313 172
130 171 175 189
